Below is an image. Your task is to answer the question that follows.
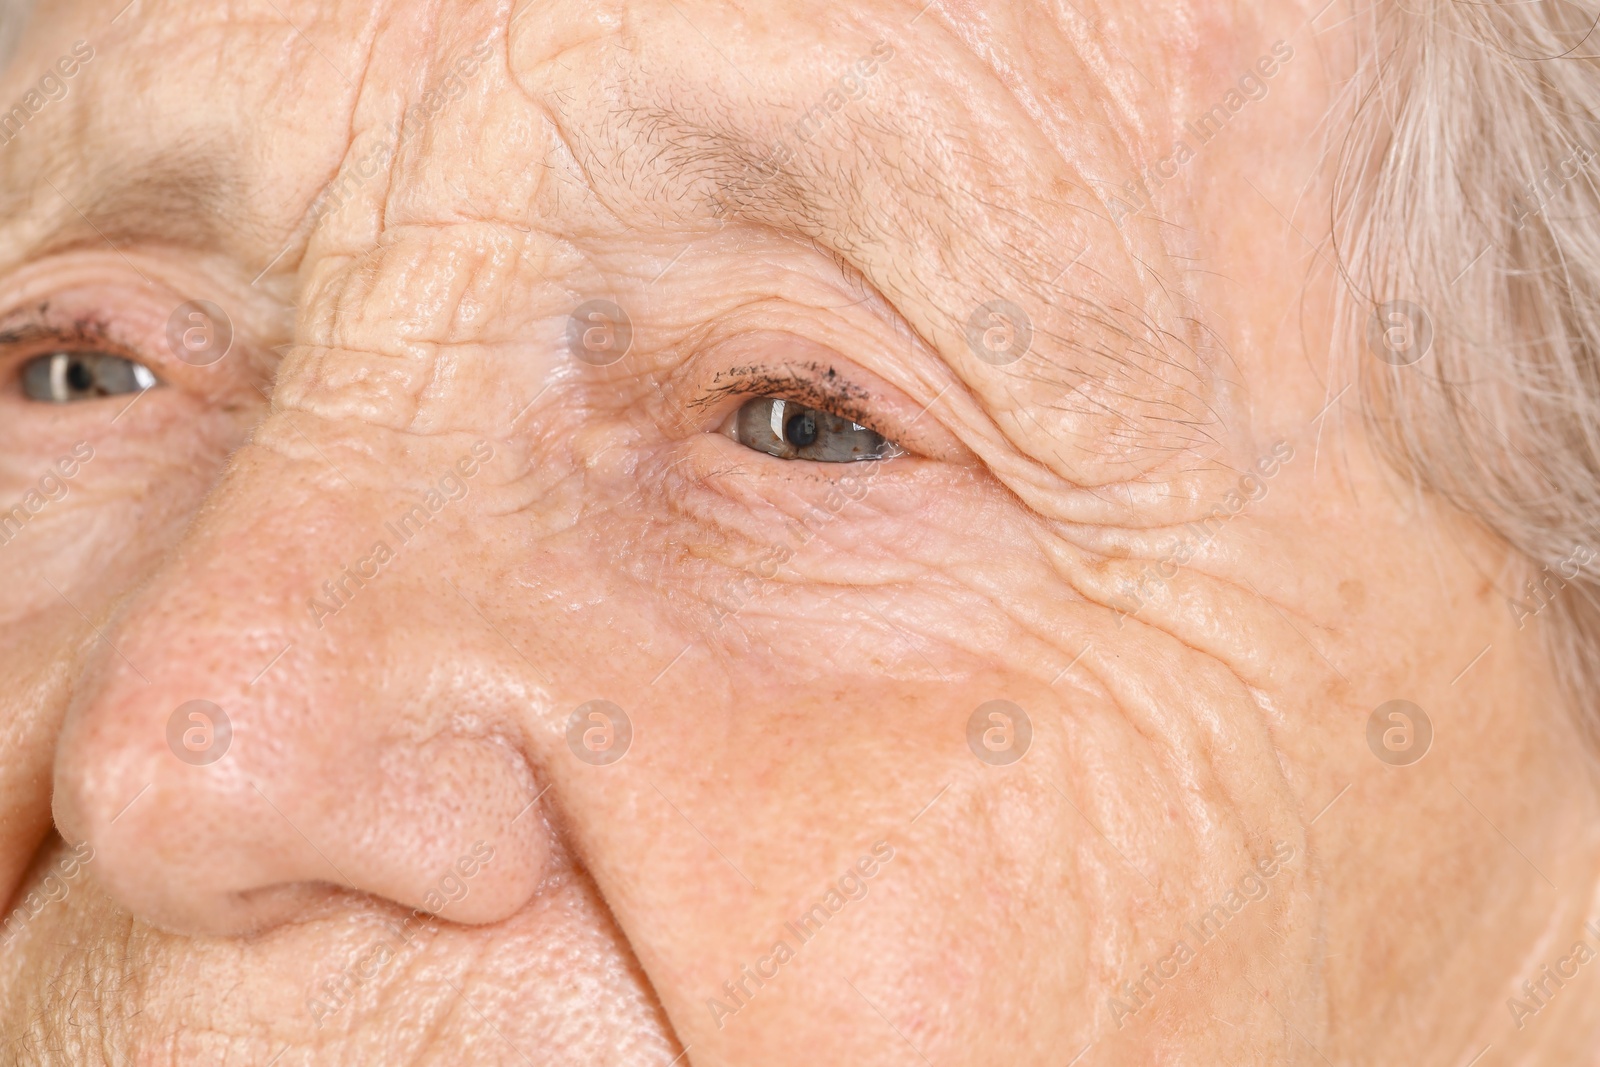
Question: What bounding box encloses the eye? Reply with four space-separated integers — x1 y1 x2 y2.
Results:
727 397 902 462
20 351 159 403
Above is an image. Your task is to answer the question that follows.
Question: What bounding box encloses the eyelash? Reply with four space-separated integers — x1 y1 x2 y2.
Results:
0 308 122 350
695 366 877 426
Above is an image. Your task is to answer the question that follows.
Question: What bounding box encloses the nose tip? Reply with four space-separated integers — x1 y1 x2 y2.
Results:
51 450 551 937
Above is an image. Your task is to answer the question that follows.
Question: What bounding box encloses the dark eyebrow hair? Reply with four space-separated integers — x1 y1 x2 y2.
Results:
1 135 265 261
618 104 820 223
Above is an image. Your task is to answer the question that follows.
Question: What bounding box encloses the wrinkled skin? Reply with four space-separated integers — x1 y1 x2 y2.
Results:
1 0 1598 1064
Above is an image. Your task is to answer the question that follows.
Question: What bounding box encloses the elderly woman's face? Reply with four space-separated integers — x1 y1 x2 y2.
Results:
1 0 1593 1064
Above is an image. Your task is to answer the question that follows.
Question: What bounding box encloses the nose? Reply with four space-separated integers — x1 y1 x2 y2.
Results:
50 429 553 936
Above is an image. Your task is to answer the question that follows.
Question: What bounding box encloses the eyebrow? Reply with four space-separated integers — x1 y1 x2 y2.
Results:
599 100 1154 366
0 137 262 265
589 91 1125 324
620 104 856 231
614 102 958 267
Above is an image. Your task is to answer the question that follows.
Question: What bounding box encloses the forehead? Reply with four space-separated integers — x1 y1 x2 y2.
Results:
0 0 1178 281
0 0 1242 472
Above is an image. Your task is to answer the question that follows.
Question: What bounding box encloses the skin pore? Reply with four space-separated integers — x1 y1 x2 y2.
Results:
0 0 1598 1064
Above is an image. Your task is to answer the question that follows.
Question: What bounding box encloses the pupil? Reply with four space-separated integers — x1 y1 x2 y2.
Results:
784 409 819 448
66 358 95 393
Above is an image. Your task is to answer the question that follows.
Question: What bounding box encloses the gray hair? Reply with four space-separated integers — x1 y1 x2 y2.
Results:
1334 0 1600 742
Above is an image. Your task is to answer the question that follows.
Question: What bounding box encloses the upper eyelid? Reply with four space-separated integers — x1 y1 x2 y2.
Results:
0 321 113 348
690 364 878 426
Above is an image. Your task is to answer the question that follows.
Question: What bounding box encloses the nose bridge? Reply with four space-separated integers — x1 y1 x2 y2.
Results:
51 429 551 936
